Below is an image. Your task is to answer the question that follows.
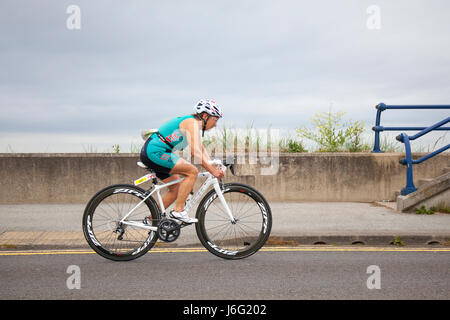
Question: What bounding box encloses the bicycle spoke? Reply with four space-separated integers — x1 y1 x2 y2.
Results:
198 185 272 258
83 185 159 261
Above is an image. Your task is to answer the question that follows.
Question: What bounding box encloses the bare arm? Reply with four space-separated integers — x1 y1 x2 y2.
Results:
201 144 212 163
180 118 223 177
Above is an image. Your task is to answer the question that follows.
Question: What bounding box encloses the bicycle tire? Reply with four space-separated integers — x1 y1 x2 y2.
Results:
82 184 160 261
195 183 272 259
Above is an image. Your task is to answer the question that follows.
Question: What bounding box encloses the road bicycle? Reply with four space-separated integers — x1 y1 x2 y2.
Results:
82 159 272 261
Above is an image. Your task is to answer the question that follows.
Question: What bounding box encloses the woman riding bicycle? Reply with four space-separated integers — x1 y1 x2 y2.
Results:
140 99 225 224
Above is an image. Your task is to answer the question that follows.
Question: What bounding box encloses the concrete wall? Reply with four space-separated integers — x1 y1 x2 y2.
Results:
0 153 449 204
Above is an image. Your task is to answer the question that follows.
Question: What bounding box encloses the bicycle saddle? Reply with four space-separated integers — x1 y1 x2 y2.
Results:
137 161 148 169
137 162 158 175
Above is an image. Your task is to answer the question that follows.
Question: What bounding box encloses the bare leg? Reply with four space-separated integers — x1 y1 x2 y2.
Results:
169 158 198 212
160 174 181 210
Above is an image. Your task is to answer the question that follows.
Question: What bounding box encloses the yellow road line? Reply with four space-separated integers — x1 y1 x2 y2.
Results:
1 246 449 256
261 246 450 253
0 250 95 256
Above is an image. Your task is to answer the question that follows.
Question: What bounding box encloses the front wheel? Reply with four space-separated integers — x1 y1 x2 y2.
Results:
195 183 272 259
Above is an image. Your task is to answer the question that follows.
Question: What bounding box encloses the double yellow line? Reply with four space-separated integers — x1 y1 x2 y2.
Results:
1 246 449 256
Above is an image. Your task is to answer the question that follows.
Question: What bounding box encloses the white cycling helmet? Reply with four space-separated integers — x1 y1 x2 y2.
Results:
194 99 223 118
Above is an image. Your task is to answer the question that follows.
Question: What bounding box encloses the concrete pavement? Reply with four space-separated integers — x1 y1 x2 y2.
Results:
0 202 449 249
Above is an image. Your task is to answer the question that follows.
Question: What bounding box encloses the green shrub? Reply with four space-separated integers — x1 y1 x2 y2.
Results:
415 205 435 215
296 109 368 152
279 139 307 153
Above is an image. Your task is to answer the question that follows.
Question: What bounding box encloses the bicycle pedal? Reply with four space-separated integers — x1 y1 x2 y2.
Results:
169 217 196 225
180 221 193 227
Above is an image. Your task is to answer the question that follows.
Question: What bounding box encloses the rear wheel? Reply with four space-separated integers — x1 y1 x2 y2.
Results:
82 184 160 261
195 183 272 259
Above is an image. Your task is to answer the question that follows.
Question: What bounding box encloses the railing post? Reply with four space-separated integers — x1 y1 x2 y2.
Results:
396 133 418 195
374 105 449 196
372 103 386 153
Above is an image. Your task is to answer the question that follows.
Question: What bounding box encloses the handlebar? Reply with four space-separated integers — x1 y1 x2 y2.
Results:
208 159 235 175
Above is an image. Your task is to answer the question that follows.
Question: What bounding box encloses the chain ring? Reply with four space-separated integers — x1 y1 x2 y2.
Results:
157 219 181 242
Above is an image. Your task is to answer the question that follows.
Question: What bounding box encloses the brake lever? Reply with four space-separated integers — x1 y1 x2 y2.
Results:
229 164 235 175
220 158 235 176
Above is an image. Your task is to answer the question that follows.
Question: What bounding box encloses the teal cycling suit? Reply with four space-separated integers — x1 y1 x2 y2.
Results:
140 115 195 180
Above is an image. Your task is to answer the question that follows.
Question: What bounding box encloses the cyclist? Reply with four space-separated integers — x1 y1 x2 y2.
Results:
140 99 224 223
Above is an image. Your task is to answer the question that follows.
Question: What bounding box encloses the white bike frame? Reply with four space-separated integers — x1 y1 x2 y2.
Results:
119 160 235 231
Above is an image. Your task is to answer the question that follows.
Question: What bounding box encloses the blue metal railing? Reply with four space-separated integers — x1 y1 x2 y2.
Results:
372 103 450 153
396 117 450 195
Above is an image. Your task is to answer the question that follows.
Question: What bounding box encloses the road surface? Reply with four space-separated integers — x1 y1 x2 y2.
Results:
1 246 449 300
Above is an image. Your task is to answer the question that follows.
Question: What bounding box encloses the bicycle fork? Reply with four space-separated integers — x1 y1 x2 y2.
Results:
213 180 237 224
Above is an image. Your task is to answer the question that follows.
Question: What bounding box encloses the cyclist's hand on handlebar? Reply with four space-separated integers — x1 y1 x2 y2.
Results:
212 167 225 179
207 159 225 178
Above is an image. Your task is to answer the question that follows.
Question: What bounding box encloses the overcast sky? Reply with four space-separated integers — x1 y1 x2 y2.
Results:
1 0 449 152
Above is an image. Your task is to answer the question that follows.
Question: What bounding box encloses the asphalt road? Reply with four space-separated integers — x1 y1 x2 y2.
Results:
1 246 449 300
